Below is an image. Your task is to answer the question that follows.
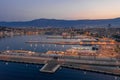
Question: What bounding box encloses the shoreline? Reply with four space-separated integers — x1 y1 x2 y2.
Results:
0 54 119 76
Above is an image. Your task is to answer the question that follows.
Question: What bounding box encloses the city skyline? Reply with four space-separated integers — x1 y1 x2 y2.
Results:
0 0 120 21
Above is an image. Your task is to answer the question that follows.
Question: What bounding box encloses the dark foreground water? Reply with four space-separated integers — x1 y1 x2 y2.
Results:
0 35 120 80
0 61 119 80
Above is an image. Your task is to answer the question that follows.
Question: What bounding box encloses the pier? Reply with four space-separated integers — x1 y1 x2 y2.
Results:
0 50 120 76
40 58 61 73
25 41 120 45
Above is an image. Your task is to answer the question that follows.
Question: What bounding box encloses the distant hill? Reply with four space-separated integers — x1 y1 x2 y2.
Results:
0 18 120 28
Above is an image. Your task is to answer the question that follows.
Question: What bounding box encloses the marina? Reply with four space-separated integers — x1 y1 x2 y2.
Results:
0 35 119 80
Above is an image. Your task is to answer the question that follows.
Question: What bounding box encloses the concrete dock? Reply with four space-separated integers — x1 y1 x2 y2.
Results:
25 41 120 45
62 62 120 76
40 59 60 73
0 50 120 76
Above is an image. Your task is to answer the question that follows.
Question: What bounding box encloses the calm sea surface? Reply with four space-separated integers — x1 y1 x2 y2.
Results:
0 35 119 80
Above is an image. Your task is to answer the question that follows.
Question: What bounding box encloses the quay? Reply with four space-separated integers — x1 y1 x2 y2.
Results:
0 50 120 76
25 41 120 45
63 63 120 76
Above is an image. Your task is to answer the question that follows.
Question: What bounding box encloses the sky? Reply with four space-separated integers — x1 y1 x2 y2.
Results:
0 0 120 21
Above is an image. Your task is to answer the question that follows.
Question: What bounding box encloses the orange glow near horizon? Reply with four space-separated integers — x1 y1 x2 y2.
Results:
71 11 120 20
1 0 120 21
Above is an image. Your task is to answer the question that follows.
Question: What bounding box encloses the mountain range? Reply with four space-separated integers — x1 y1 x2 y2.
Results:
0 18 120 28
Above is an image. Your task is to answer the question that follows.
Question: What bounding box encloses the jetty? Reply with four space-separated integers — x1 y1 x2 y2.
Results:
40 57 61 73
25 41 120 45
0 50 120 76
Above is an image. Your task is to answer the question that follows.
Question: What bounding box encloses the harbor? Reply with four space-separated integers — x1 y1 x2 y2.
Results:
0 1 120 79
0 35 120 80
